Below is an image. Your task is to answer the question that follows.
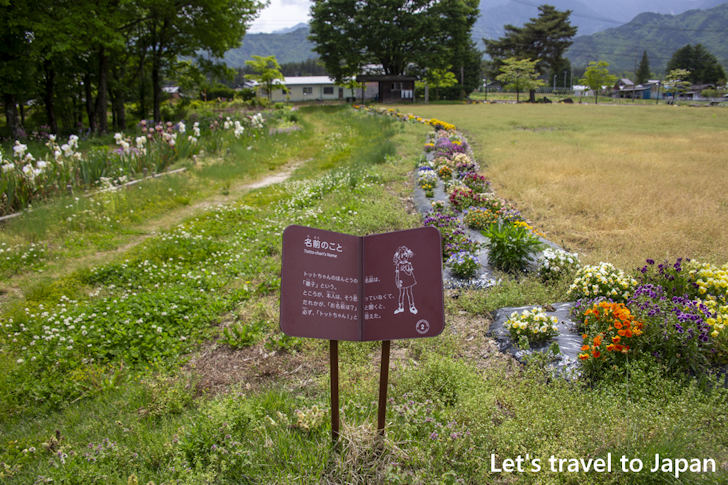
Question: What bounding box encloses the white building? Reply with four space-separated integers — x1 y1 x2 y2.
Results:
260 76 343 102
254 76 377 102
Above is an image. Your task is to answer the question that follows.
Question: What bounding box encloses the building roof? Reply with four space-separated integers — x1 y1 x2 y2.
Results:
356 75 418 82
280 76 337 85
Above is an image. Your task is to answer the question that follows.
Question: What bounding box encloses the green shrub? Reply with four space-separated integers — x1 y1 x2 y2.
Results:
483 222 543 273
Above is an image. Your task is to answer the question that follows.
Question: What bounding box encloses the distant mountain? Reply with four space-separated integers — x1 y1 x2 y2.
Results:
222 1 728 69
477 0 726 28
223 27 315 67
566 2 728 73
474 0 624 42
272 23 309 34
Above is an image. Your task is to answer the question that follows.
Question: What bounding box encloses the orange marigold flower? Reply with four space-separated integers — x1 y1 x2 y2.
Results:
623 321 631 328
593 335 602 347
614 344 623 352
612 336 621 344
614 322 623 329
624 329 633 338
592 351 601 358
617 329 626 337
582 334 588 340
581 345 590 351
578 354 589 361
606 344 615 351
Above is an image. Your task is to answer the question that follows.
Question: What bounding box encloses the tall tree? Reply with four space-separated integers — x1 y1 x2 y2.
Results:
0 0 35 138
484 4 577 102
309 0 480 82
635 50 651 85
666 44 726 85
138 0 265 121
579 61 616 104
496 57 544 103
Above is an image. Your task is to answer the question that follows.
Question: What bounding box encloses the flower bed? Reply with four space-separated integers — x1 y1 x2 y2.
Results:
504 308 560 342
463 207 500 230
449 188 503 212
0 114 264 216
446 251 480 278
537 248 580 281
458 172 490 193
569 257 728 378
567 262 638 303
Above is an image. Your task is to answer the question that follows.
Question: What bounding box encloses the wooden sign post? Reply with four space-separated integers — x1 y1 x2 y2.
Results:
280 225 445 439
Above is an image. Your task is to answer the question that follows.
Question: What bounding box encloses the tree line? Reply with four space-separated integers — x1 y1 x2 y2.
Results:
0 0 264 139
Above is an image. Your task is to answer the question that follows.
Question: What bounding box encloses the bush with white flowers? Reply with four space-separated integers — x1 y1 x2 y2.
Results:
538 248 580 281
567 262 638 303
504 308 560 341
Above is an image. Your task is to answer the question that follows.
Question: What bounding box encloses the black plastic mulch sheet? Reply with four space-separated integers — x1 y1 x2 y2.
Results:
489 303 582 374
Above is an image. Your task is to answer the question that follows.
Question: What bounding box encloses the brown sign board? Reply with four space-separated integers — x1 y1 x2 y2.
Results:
280 225 444 341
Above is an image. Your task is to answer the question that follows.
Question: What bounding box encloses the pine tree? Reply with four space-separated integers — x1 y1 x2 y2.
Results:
635 51 651 85
484 5 577 102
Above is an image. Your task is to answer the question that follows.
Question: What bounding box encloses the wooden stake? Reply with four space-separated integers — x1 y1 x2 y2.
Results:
377 340 391 436
330 339 340 442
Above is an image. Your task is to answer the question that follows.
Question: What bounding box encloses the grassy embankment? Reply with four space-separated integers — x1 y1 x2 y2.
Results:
0 105 726 484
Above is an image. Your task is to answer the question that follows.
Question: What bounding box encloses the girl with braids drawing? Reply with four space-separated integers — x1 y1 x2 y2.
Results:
393 246 418 314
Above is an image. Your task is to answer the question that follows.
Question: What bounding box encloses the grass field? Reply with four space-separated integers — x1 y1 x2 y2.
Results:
393 102 728 270
1 105 726 484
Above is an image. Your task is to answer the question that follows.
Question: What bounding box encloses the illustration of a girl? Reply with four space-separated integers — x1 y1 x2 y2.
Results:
393 246 417 314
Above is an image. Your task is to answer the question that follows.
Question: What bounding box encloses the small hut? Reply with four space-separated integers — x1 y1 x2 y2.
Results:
355 75 417 103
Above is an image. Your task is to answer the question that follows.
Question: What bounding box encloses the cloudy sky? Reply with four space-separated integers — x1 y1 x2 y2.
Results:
248 0 313 33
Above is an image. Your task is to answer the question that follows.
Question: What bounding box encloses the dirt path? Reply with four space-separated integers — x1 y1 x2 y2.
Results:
118 158 306 246
0 159 307 304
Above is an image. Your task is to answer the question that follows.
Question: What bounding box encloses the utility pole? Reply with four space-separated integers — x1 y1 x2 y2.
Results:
460 66 464 100
633 50 638 102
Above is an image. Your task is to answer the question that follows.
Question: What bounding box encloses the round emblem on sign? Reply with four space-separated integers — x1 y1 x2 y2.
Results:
416 319 430 334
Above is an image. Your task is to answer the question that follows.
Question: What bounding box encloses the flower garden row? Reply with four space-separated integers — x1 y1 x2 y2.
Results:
415 121 557 279
359 105 728 381
0 113 266 216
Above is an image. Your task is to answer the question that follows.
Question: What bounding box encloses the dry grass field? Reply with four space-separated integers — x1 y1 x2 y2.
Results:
394 102 728 270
